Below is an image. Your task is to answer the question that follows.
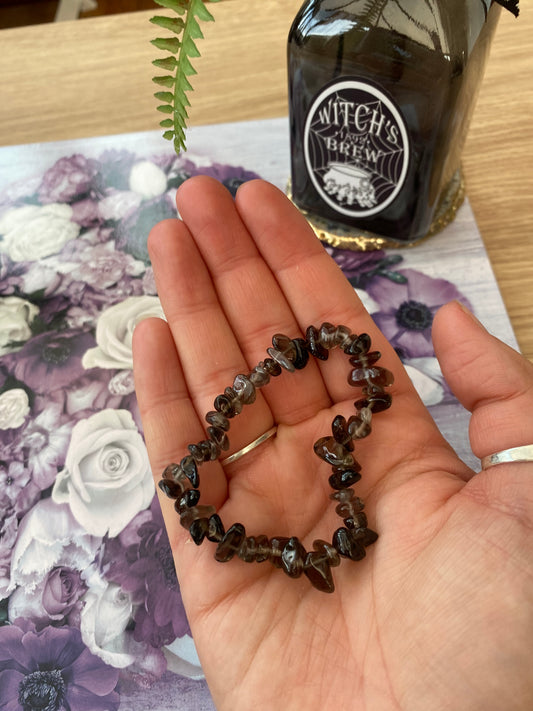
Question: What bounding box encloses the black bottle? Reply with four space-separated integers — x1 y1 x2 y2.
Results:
288 0 501 248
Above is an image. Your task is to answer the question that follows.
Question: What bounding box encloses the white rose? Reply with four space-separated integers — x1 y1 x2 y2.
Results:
82 295 165 370
52 408 154 537
8 498 100 594
80 572 135 668
0 296 39 356
0 203 80 261
0 388 30 429
129 160 167 199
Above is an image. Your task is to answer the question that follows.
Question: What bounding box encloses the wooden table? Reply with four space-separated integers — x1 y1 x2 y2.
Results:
1 0 531 360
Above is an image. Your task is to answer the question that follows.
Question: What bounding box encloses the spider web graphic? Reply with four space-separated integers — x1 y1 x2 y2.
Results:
307 93 407 207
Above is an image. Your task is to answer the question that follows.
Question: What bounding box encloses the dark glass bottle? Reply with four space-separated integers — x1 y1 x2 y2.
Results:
288 0 501 248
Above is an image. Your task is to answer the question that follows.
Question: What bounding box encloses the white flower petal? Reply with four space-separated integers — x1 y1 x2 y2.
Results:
129 161 167 199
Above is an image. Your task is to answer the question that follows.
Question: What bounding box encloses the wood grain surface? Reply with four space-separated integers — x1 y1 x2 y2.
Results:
0 0 531 359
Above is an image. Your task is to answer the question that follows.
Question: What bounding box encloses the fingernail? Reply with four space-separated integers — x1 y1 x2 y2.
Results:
454 300 486 329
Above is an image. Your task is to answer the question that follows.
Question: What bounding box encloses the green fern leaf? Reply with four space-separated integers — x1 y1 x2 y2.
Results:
152 75 175 88
151 37 182 53
154 0 187 13
150 0 219 155
154 91 174 102
152 56 178 70
150 15 185 34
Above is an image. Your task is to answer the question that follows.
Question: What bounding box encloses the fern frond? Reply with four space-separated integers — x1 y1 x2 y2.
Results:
150 0 219 155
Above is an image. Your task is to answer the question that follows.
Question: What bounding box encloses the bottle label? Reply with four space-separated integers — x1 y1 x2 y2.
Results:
304 78 410 218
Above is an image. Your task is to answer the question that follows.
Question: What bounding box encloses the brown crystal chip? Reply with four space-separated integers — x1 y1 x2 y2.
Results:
272 334 297 360
332 527 366 561
349 351 381 368
175 488 201 513
267 347 296 372
269 536 291 568
254 534 271 562
317 322 337 349
344 333 371 355
342 512 368 529
238 536 259 563
312 539 340 567
180 504 217 530
292 338 310 369
249 364 271 387
262 358 282 376
313 436 355 468
180 455 199 487
331 414 352 448
205 410 230 431
280 537 307 578
335 500 366 521
305 325 328 360
215 523 246 562
224 387 244 415
351 527 379 547
208 426 230 451
189 517 210 545
158 477 187 499
303 551 335 593
188 440 219 464
207 514 225 542
328 468 362 490
367 392 393 413
233 374 256 405
214 393 236 416
348 366 394 388
348 414 372 439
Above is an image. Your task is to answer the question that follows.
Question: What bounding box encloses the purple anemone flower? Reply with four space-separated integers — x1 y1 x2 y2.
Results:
2 330 96 395
103 499 190 648
367 268 471 359
0 620 119 711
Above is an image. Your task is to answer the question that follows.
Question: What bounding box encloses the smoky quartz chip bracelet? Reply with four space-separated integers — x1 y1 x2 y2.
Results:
158 323 393 593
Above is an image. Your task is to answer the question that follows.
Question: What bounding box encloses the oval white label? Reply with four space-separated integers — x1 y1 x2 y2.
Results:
304 79 410 218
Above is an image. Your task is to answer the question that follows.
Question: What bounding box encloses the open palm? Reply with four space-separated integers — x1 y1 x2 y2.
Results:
133 177 533 711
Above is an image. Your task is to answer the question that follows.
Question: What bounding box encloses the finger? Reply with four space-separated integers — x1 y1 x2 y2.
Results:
432 301 533 460
132 317 228 512
147 215 274 455
175 175 331 424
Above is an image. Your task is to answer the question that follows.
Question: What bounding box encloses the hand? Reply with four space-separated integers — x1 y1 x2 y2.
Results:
133 177 533 711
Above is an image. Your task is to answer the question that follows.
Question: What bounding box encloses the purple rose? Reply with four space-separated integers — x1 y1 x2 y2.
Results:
0 620 120 711
42 566 87 620
38 154 100 204
68 241 145 291
367 268 472 359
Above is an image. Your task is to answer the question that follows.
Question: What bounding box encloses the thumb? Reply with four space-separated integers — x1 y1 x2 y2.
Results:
432 301 533 461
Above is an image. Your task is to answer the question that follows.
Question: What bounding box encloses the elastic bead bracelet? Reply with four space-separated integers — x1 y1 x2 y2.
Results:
158 323 393 593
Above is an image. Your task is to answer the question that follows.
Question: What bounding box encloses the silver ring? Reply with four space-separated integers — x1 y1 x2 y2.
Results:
221 426 278 465
481 444 533 470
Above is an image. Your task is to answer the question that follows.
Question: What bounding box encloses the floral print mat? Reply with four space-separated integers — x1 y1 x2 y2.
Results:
0 118 518 710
